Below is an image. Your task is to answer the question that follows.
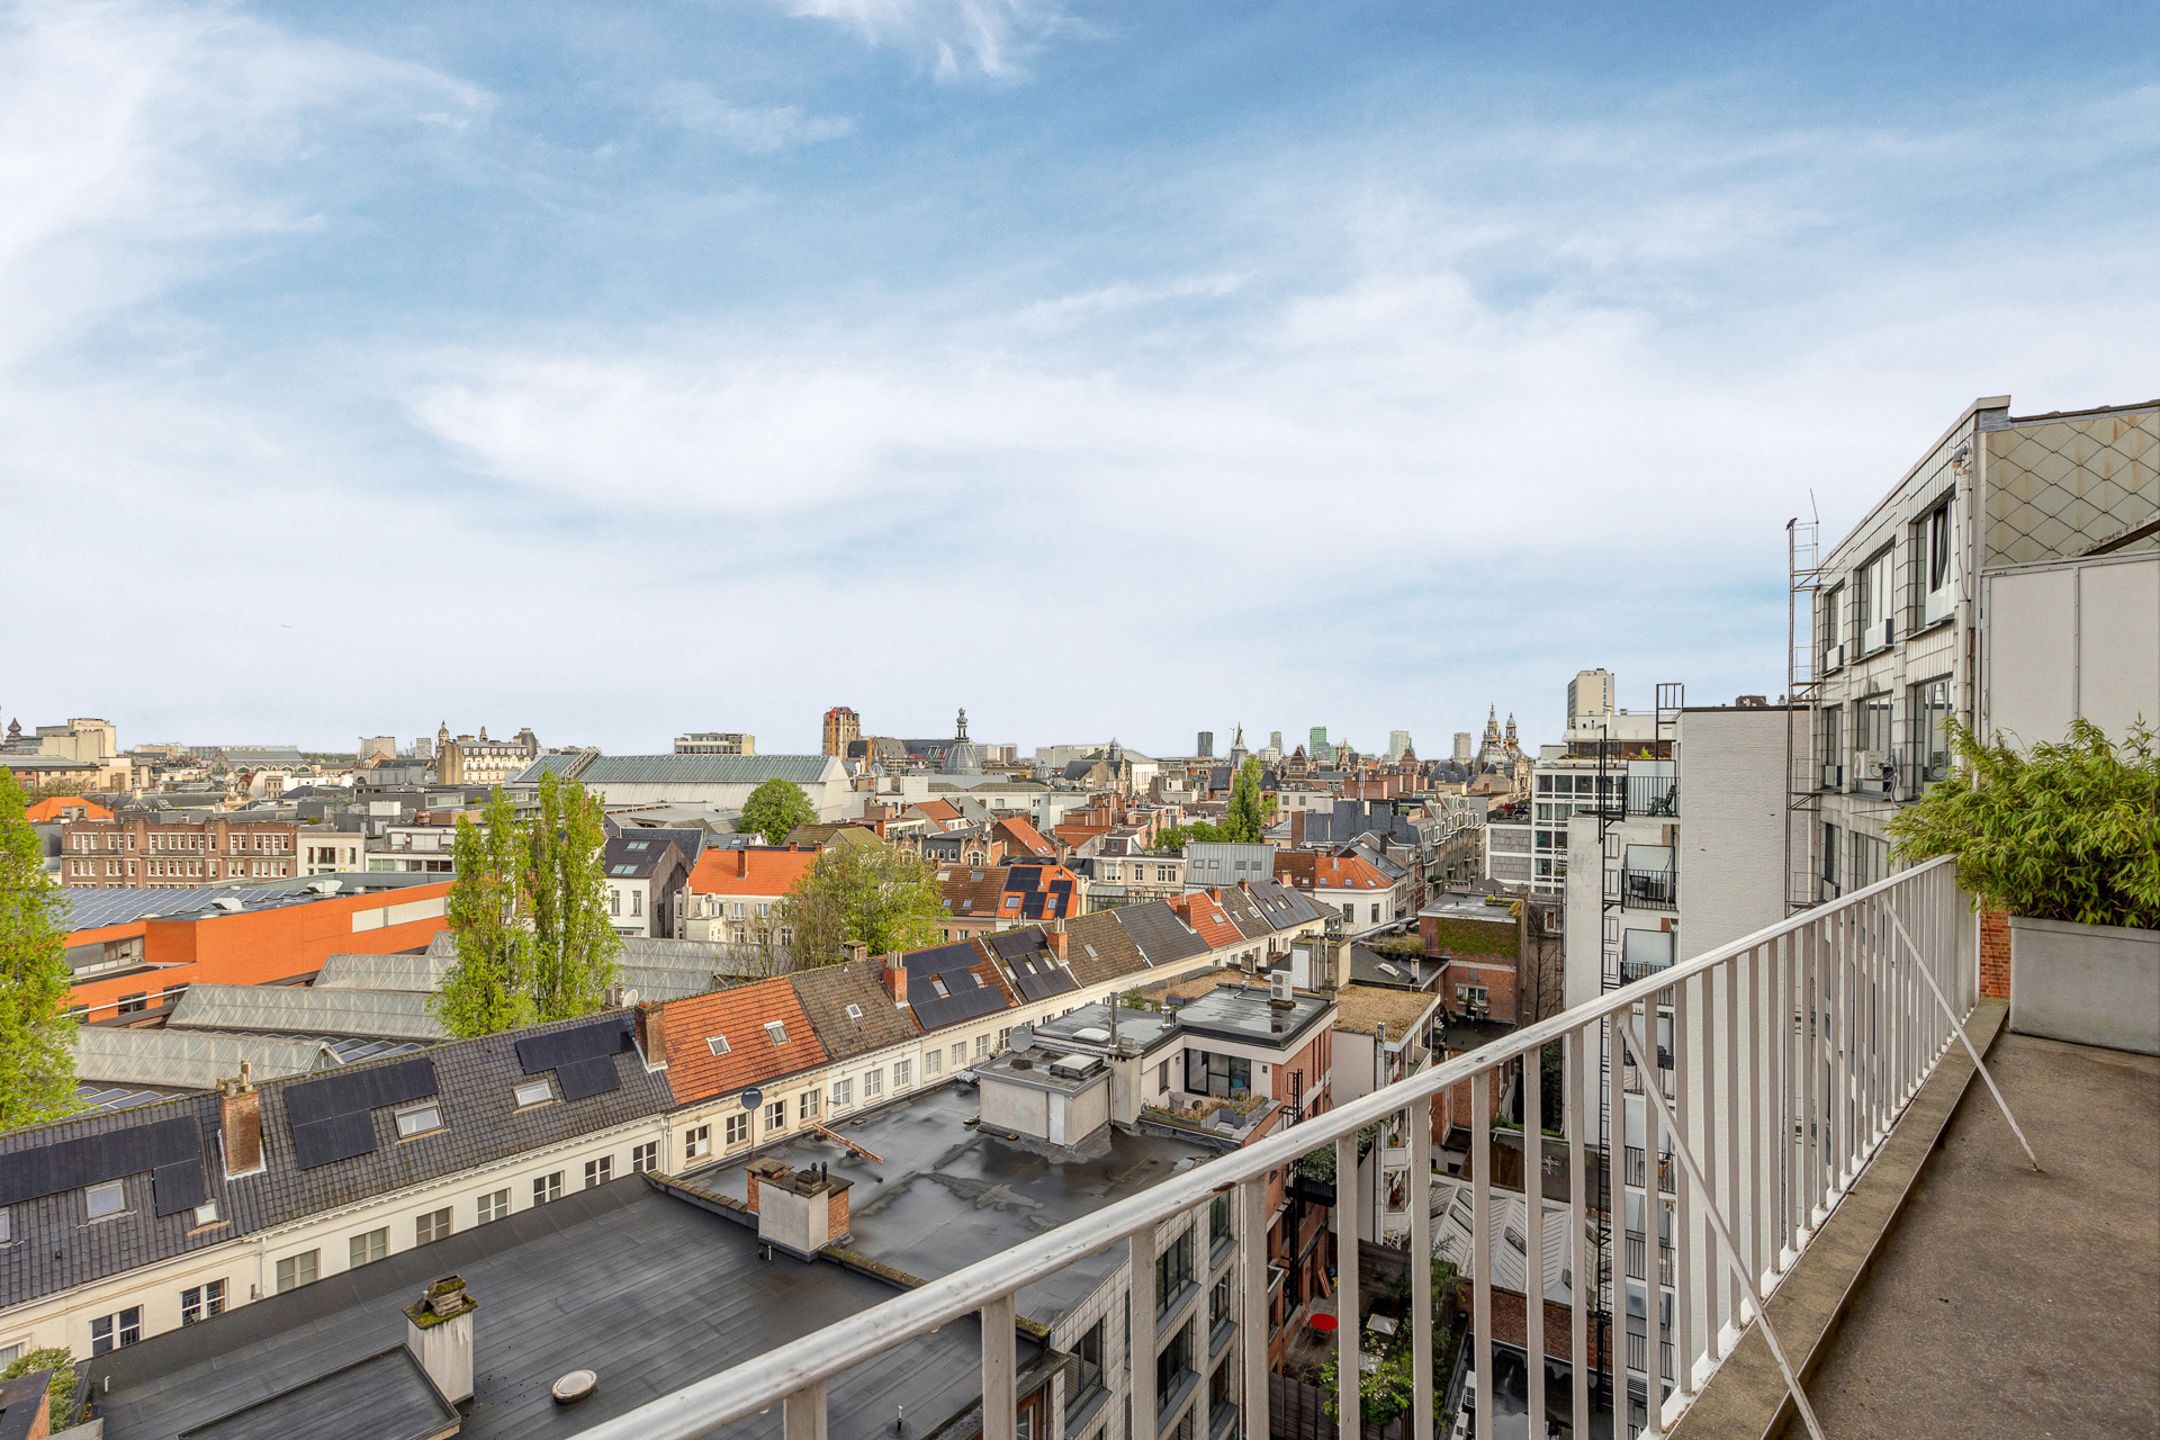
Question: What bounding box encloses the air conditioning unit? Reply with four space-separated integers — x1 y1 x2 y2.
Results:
1829 642 1846 669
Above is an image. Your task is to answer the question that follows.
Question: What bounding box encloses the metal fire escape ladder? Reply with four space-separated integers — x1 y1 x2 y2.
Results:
1784 517 1824 914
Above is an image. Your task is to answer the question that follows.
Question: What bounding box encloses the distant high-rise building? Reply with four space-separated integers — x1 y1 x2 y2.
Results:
1568 668 1617 726
675 732 755 755
822 707 861 758
1308 726 1332 762
1268 730 1283 753
358 736 396 763
1387 729 1412 762
1452 731 1473 764
1196 729 1215 759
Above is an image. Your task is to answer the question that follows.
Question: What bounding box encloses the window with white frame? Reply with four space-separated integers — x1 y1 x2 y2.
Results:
952 1042 967 1067
416 1208 453 1245
513 1078 553 1108
86 1179 126 1220
394 1101 444 1139
799 1089 820 1122
349 1228 389 1267
864 1069 885 1099
925 1048 942 1076
276 1250 318 1293
632 1140 660 1173
763 1020 789 1045
180 1279 226 1324
893 1059 912 1088
975 1035 990 1059
725 1112 749 1146
533 1171 564 1205
585 1156 614 1188
478 1188 511 1224
685 1124 711 1160
1857 549 1894 651
1920 497 1955 626
764 1099 786 1131
90 1306 142 1355
831 1076 853 1107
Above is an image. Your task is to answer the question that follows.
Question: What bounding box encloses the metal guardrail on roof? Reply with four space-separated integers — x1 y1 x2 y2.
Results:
581 857 1975 1440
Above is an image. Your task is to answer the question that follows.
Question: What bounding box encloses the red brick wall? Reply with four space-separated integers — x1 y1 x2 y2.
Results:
1980 907 2011 1000
1489 1288 1610 1371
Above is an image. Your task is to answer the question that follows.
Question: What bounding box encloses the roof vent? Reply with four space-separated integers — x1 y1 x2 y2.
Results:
1011 1055 1034 1070
552 1370 598 1405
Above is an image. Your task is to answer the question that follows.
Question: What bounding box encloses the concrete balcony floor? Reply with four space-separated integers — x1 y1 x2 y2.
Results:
1803 1031 2160 1438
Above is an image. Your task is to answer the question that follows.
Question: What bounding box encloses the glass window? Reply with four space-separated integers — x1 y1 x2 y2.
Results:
685 1125 711 1160
1155 1227 1196 1310
86 1180 125 1220
90 1306 142 1355
276 1250 318 1293
1209 1193 1233 1250
349 1228 389 1268
799 1089 819 1122
1155 1317 1195 1402
1066 1319 1106 1418
533 1171 564 1205
1210 1274 1232 1331
513 1079 553 1107
416 1208 452 1245
726 1113 749 1146
1910 678 1952 786
395 1102 443 1138
894 1059 913 1088
832 1077 854 1107
585 1155 615 1188
765 1100 786 1131
632 1141 659 1174
864 1069 885 1098
925 1048 942 1076
478 1188 511 1224
180 1280 226 1325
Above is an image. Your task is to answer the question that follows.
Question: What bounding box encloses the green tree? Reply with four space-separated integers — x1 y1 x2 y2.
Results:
1151 821 1231 852
0 1347 78 1430
739 779 817 846
0 768 78 1130
780 842 947 968
526 771 621 1022
1224 757 1268 842
1887 719 2159 929
435 778 622 1037
433 789 537 1039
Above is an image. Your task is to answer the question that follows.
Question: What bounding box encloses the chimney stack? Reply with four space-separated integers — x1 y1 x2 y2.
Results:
749 1161 852 1257
636 1002 669 1068
1046 927 1067 961
844 939 869 967
404 1276 478 1405
218 1061 262 1177
881 952 907 1007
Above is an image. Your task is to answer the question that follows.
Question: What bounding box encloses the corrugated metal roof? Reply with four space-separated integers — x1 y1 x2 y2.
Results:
73 1028 344 1090
167 985 448 1041
313 950 452 991
513 753 839 786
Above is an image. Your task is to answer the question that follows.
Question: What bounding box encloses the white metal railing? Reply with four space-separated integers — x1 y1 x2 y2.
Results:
581 857 1977 1440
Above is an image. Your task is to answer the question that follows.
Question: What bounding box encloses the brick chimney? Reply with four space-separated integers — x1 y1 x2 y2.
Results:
403 1275 478 1405
219 1061 263 1177
636 1002 669 1068
881 951 907 1006
1046 925 1068 961
748 1161 852 1257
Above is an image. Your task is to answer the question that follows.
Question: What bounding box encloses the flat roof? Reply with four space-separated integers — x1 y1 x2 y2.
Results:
1330 983 1443 1040
1170 984 1334 1048
88 1178 1019 1440
685 1082 1215 1325
1033 1001 1179 1055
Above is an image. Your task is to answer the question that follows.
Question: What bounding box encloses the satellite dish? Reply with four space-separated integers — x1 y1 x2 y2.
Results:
741 1087 763 1111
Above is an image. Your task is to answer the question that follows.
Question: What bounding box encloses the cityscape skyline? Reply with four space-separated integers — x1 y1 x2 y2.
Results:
5 2 2155 748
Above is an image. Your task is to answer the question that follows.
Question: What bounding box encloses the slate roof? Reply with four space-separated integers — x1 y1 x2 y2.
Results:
0 1009 673 1311
1245 879 1329 931
1108 902 1209 968
601 833 680 880
1062 909 1146 988
660 978 826 1103
88 1179 1034 1440
789 959 921 1061
1211 884 1273 940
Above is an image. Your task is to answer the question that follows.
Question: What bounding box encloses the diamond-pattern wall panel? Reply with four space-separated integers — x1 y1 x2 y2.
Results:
1984 411 2158 568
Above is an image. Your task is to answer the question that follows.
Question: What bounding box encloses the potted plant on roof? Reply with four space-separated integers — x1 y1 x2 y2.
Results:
1888 719 2159 1055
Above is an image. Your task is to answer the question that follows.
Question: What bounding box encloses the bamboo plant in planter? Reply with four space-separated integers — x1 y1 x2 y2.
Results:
1889 719 2160 1054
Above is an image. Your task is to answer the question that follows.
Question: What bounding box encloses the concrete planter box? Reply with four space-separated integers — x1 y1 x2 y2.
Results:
2008 915 2160 1056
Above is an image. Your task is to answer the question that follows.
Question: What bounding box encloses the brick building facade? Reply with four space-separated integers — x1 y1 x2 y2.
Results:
59 815 300 888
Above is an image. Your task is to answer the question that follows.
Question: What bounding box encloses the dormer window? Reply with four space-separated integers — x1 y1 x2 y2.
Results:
707 1035 731 1056
763 1021 789 1045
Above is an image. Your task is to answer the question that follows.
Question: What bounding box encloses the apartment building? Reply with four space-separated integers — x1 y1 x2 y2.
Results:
676 844 819 945
59 814 299 889
672 731 754 754
1805 394 2157 903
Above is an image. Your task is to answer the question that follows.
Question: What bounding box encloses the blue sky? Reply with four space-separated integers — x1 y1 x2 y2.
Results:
4 0 2156 757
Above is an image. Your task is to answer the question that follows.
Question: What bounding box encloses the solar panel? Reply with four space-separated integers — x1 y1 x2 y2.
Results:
514 1015 631 1076
284 1058 438 1128
0 1116 200 1208
291 1109 379 1170
153 1160 207 1217
554 1054 621 1102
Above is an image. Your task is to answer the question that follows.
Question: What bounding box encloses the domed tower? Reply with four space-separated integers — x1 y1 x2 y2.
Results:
1503 712 1520 763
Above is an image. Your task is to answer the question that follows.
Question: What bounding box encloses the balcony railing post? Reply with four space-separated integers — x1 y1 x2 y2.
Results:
980 1294 1016 1440
1642 996 1667 1436
1238 1178 1270 1437
1605 1010 1626 1440
1337 1131 1362 1440
782 1381 827 1440
1885 906 2043 1173
1724 953 1745 1334
1566 1029 1590 1440
1525 1044 1547 1440
1672 975 1695 1408
1470 1070 1492 1440
1409 1109 1434 1440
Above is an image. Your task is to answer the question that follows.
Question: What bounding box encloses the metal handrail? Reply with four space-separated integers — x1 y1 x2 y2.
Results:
579 857 1964 1440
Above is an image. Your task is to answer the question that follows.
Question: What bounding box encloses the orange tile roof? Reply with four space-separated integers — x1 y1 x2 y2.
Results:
24 796 113 823
684 845 819 898
914 799 963 826
658 978 828 1104
1311 855 1390 891
1170 891 1245 950
1052 823 1109 848
992 816 1057 858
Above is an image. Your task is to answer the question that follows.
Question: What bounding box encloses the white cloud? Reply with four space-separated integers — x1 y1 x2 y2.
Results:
650 81 852 152
778 0 1073 80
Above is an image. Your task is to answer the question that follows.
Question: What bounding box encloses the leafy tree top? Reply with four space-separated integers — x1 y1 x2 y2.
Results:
740 779 818 846
0 768 79 1130
1888 719 2159 929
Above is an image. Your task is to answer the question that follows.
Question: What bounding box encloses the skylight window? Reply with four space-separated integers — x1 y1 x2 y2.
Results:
86 1181 125 1220
844 1004 864 1021
707 1035 731 1056
763 1020 789 1045
513 1079 553 1108
395 1102 444 1138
